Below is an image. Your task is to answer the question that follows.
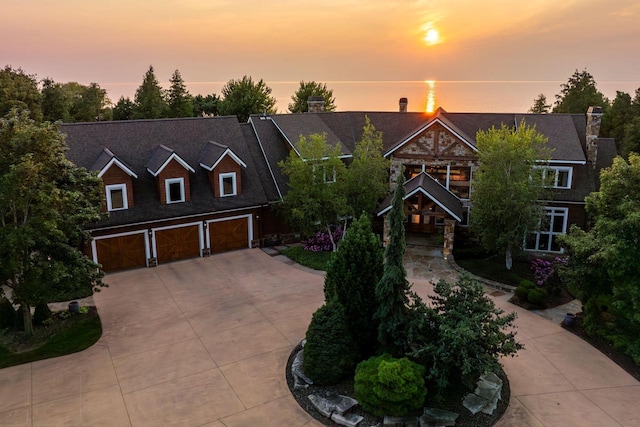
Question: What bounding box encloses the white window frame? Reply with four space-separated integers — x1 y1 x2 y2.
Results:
219 172 237 197
525 207 569 253
105 184 128 211
537 166 573 189
165 177 185 204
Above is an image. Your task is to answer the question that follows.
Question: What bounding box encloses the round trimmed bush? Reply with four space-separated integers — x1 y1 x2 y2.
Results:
527 288 549 307
354 354 427 417
303 299 359 385
515 280 536 302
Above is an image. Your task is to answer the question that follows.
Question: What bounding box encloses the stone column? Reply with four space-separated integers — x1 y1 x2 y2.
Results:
443 219 456 259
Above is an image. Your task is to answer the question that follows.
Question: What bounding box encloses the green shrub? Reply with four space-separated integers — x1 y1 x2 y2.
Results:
527 288 549 307
303 299 359 385
515 281 537 302
0 298 16 329
33 301 53 326
519 280 536 289
408 275 523 392
354 354 427 417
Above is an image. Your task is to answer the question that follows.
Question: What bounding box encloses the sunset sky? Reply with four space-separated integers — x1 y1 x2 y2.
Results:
3 0 640 111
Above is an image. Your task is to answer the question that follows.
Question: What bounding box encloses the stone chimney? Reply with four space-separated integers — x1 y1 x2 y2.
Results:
586 106 603 168
399 97 408 113
307 96 325 113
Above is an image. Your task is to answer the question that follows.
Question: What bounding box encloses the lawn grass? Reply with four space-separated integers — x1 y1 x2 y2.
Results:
0 314 102 369
453 247 535 287
280 245 333 271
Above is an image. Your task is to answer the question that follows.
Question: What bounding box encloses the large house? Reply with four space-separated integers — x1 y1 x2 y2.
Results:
62 100 615 271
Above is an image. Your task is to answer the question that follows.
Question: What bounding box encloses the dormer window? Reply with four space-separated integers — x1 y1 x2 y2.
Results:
166 178 185 203
219 172 237 197
106 184 128 211
199 141 247 198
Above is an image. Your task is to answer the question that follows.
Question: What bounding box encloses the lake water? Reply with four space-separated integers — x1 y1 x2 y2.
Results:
102 80 640 114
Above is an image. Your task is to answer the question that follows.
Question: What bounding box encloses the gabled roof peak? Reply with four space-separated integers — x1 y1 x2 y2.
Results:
147 145 195 176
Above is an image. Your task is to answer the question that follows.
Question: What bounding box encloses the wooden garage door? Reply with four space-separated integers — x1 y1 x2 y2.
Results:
156 225 200 263
95 234 147 272
209 218 249 253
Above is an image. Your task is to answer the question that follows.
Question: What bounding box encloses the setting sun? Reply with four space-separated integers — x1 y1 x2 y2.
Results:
424 28 440 45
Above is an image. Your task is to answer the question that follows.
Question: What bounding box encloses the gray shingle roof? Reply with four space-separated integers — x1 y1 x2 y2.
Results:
377 172 463 221
62 117 274 229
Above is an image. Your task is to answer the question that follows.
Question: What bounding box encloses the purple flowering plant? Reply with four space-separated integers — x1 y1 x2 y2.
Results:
530 256 568 286
304 226 344 252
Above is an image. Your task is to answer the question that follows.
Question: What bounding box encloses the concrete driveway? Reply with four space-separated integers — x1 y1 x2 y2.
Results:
1 249 639 426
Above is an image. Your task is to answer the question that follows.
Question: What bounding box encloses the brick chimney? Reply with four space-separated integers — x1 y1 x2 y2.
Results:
586 106 603 168
307 96 325 113
399 97 408 113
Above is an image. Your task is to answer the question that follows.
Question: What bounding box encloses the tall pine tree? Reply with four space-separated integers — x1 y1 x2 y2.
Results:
375 173 411 357
132 65 168 119
167 69 193 118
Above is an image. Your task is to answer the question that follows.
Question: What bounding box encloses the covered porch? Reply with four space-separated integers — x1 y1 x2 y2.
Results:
378 172 463 259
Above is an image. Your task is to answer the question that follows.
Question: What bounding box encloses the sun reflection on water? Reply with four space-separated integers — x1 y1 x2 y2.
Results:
425 80 436 113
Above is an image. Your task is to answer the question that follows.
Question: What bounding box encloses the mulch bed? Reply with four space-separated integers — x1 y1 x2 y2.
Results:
561 314 640 382
285 343 510 426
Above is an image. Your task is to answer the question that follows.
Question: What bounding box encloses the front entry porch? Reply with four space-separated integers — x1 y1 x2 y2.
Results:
378 172 463 259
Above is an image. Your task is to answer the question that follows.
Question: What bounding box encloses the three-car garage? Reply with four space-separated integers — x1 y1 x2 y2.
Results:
90 214 253 272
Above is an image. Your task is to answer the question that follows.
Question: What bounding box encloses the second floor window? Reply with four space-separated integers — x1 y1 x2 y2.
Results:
165 178 185 203
219 172 237 196
538 166 573 189
106 184 128 211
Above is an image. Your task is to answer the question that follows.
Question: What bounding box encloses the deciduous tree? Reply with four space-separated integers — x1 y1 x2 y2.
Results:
470 120 551 269
0 66 42 121
288 81 336 113
0 111 105 335
559 154 640 362
344 116 390 218
41 78 70 123
113 96 135 121
218 76 276 122
193 94 220 117
278 133 348 248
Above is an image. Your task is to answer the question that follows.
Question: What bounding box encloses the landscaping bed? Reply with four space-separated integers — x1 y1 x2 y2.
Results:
286 342 510 426
0 306 101 369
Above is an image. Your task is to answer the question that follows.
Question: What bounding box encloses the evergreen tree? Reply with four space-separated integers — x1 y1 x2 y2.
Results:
288 81 336 113
167 69 193 118
375 173 411 357
324 214 383 358
132 65 168 119
601 91 633 145
553 69 608 114
528 93 550 113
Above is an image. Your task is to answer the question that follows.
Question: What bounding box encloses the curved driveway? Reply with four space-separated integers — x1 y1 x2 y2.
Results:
1 249 638 426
